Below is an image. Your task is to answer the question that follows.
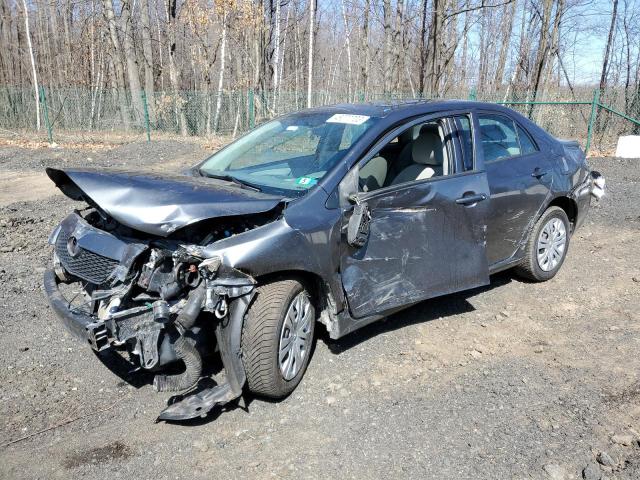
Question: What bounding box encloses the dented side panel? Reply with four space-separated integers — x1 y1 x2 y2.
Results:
341 172 490 319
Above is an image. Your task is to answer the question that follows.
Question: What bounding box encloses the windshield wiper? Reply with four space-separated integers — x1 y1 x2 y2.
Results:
199 171 262 192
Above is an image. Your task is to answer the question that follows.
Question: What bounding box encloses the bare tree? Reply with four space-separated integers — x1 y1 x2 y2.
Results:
166 0 187 136
360 0 371 96
120 0 145 120
21 0 40 130
140 0 156 121
341 0 353 100
1 0 638 137
307 0 315 108
599 0 619 93
103 0 130 126
213 6 228 132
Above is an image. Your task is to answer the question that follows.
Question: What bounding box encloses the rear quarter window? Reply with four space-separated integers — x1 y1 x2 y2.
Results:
516 125 538 155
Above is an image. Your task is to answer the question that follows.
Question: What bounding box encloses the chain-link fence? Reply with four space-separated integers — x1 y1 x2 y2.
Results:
1 85 638 154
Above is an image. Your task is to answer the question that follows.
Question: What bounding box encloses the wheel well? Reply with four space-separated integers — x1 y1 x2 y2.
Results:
547 196 577 228
255 270 326 305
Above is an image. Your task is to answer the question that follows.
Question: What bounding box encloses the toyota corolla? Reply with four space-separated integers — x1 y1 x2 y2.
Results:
44 100 605 421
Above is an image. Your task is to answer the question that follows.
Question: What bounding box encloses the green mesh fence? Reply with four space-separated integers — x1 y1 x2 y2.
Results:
1 85 638 155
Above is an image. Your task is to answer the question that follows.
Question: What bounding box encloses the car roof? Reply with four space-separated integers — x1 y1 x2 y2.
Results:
300 99 510 119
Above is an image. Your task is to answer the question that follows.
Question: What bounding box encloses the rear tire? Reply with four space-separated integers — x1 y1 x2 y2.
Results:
515 206 570 282
241 278 315 398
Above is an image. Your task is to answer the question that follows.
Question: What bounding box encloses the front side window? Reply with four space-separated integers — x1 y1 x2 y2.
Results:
358 118 452 192
199 112 378 195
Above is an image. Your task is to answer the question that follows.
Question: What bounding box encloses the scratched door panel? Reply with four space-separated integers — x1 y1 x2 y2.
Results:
341 172 490 319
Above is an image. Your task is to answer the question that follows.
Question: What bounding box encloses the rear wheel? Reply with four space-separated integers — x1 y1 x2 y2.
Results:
516 206 570 282
241 278 315 398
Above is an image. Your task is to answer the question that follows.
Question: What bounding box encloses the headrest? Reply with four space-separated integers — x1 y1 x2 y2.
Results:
480 123 507 142
412 125 443 166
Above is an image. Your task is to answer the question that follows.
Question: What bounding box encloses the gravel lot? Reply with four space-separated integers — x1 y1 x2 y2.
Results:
0 141 638 480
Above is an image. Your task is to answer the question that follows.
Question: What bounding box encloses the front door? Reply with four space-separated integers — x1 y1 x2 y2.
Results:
340 172 490 319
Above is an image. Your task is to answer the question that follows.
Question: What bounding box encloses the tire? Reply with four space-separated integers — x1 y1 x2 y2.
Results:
241 278 315 398
515 206 570 282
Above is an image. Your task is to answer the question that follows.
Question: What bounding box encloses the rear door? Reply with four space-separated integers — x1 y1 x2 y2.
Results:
477 112 554 266
340 113 490 319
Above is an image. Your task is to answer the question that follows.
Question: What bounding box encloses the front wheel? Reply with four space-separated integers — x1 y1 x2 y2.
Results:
241 278 315 398
515 206 570 282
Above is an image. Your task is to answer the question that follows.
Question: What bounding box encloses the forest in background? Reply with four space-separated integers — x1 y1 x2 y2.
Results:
1 0 639 140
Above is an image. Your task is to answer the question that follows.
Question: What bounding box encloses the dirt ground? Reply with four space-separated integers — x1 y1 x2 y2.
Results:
0 141 638 480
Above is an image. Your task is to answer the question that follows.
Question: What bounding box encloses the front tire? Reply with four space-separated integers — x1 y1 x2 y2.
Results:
241 278 315 398
515 206 570 282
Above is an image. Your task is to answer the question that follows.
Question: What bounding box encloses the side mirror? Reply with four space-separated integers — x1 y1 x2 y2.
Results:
347 203 371 248
338 167 360 207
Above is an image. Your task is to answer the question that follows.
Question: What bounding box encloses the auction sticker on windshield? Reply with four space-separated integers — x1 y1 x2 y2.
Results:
296 177 318 187
326 114 370 125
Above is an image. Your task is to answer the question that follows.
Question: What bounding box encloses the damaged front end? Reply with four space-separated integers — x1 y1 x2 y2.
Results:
44 208 260 421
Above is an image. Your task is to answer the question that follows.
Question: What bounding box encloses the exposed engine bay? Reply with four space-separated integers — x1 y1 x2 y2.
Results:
44 206 271 421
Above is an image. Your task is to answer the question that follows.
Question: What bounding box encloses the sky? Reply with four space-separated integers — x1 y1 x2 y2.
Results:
562 0 615 84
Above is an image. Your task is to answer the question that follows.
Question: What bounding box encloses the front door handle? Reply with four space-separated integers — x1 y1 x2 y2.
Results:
455 193 487 205
531 168 549 179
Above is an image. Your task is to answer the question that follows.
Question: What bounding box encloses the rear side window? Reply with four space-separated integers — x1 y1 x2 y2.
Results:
478 114 521 162
516 125 538 155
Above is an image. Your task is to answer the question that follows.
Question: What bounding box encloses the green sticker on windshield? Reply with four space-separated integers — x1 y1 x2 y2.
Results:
296 177 318 187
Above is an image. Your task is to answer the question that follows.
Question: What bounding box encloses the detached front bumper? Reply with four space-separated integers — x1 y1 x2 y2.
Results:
43 268 109 350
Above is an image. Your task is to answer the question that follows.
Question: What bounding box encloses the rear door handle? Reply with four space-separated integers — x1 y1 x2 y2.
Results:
455 193 487 205
531 168 549 178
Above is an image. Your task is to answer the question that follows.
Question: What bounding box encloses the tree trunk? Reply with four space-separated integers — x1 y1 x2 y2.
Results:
341 0 352 101
599 0 618 93
360 0 371 97
102 0 130 127
213 14 227 133
528 0 554 116
272 0 281 91
120 0 145 121
418 0 428 95
428 0 440 95
307 0 315 108
21 0 40 131
392 0 404 92
140 0 156 122
167 0 187 136
493 0 516 92
382 0 392 94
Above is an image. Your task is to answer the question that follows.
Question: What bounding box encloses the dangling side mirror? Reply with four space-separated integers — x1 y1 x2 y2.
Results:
347 202 371 248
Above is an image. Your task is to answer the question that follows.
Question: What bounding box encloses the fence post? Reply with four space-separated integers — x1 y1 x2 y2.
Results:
141 90 151 142
585 88 600 155
39 86 53 143
248 88 255 129
468 88 477 101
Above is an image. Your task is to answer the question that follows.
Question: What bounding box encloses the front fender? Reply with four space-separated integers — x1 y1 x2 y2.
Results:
188 213 345 311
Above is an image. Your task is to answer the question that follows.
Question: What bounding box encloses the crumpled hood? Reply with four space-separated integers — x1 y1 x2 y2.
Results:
46 168 284 237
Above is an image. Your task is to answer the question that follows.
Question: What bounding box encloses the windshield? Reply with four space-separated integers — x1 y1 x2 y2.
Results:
199 112 377 195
